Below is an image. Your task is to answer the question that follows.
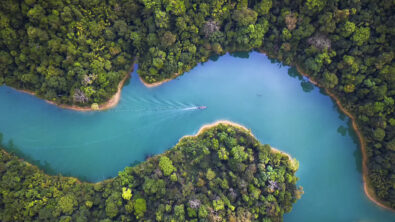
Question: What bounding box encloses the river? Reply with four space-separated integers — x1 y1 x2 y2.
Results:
0 52 393 221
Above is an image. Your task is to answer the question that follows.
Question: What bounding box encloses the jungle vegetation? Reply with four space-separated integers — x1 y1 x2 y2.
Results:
0 124 301 221
0 0 394 209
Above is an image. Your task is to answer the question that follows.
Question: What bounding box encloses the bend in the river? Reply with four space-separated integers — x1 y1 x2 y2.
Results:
0 52 393 221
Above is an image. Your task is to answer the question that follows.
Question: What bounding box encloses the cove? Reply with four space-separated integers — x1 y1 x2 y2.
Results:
0 52 393 221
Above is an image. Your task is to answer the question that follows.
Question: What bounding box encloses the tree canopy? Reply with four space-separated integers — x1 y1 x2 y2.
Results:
0 0 394 210
0 124 301 221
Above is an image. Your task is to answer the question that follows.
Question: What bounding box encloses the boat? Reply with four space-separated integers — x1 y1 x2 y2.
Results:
197 106 207 110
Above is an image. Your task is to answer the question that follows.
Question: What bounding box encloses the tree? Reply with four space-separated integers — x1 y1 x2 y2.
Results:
323 72 338 88
155 10 169 29
352 27 370 46
340 21 356 37
206 168 216 181
122 187 132 200
231 146 248 162
58 194 77 215
174 204 185 220
373 128 385 141
159 156 176 176
305 0 326 13
255 0 272 15
134 198 147 219
218 147 229 160
161 31 176 47
232 8 258 26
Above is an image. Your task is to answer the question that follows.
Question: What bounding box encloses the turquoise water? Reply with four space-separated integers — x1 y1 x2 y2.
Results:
0 52 393 221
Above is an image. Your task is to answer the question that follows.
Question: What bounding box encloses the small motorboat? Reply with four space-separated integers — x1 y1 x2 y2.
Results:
197 106 207 110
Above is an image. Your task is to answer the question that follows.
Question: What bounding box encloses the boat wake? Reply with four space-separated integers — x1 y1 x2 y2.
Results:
182 106 207 111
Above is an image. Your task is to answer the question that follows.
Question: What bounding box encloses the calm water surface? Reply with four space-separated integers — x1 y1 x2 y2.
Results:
0 52 393 221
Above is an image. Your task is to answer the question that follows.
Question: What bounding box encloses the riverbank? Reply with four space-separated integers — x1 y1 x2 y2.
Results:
295 65 394 212
254 48 392 210
180 120 297 166
139 72 181 88
131 53 391 210
12 64 135 111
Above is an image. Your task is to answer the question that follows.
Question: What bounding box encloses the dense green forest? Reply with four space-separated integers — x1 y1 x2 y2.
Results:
0 124 301 221
0 0 393 209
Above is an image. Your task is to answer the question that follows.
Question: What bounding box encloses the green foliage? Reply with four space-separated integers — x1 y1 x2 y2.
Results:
105 201 119 218
143 177 165 196
58 194 77 215
373 128 385 141
232 8 258 26
341 21 356 37
170 172 178 182
0 124 300 221
159 156 176 176
174 204 185 220
352 27 370 46
1 0 134 106
1 0 393 212
218 147 229 160
122 187 132 200
255 0 272 15
305 0 326 13
213 199 225 211
133 198 147 219
198 205 208 218
323 72 338 88
231 145 248 162
206 168 216 181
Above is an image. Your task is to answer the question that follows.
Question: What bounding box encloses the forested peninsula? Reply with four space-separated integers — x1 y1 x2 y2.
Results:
0 123 301 221
0 0 394 210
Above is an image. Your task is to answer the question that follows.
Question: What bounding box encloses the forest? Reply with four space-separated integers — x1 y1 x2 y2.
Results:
0 0 394 209
0 124 301 221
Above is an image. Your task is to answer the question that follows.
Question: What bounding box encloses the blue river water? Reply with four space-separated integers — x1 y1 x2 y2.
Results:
0 52 393 221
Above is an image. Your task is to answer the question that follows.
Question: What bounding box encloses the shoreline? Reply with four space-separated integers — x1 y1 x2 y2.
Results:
1 120 295 186
258 48 392 210
180 120 296 166
11 63 135 112
295 65 394 212
138 72 181 88
3 51 393 210
1 148 115 185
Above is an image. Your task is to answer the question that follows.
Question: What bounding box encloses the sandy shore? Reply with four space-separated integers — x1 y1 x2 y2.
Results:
12 63 135 112
180 120 296 165
294 65 394 211
138 72 181 88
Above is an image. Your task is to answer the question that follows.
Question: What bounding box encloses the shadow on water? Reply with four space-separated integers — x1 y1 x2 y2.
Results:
287 67 314 93
334 119 363 173
353 145 363 174
337 125 348 136
129 160 141 167
287 67 303 80
286 65 363 174
300 81 314 93
123 75 132 86
211 51 251 62
230 51 250 59
209 54 220 62
0 132 90 182
346 119 363 173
